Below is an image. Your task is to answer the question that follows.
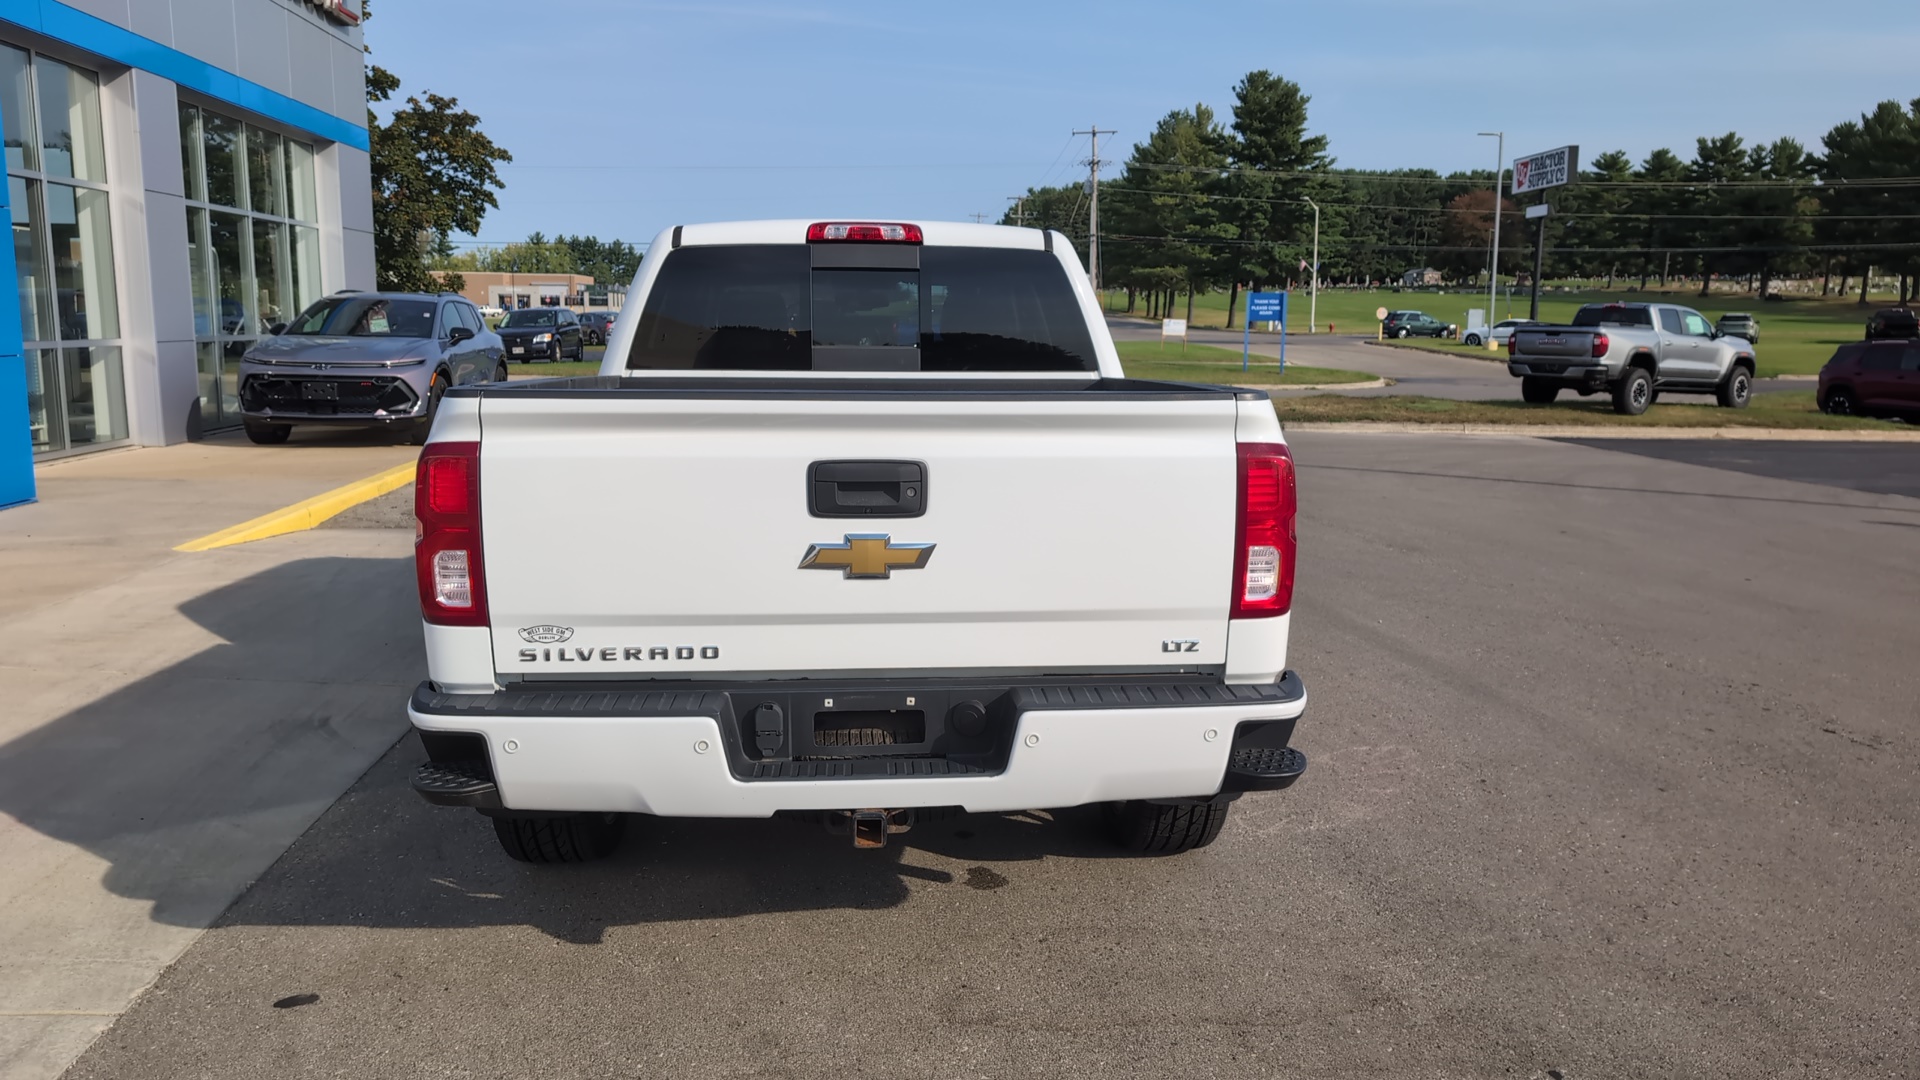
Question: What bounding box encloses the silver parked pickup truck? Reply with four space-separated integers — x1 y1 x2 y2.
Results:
1508 302 1756 415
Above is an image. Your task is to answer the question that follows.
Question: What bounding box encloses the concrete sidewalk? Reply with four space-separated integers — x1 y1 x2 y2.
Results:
1 430 417 620
0 432 421 1080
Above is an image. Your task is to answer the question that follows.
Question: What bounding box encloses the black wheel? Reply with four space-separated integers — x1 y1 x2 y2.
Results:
1106 799 1232 854
1395 327 1409 338
1612 366 1653 416
493 362 508 383
406 371 446 445
1717 365 1753 409
1463 333 1483 347
491 813 624 863
1821 386 1856 416
243 420 291 445
1520 377 1561 404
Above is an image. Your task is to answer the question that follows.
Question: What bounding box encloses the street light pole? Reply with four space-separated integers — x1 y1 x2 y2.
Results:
1478 131 1504 328
1301 195 1320 334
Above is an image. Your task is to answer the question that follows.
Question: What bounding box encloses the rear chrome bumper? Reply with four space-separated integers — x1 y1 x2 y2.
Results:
407 673 1307 816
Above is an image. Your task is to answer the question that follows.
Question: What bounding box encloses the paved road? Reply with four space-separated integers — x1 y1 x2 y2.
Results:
1559 438 1920 499
54 433 1920 1079
1105 318 1801 401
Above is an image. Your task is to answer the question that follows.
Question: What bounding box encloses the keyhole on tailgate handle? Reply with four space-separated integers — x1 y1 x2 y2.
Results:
905 487 917 499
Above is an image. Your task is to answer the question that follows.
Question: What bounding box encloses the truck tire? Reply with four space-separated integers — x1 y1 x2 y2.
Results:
1612 366 1653 416
1106 799 1231 854
1520 377 1560 404
491 813 624 863
1717 365 1753 409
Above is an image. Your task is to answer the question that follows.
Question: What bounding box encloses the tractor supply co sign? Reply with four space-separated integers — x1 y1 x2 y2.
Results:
1511 145 1578 195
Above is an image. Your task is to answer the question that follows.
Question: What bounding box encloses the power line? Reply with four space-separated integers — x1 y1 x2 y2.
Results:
1120 161 1920 189
1095 185 1920 221
1099 232 1920 254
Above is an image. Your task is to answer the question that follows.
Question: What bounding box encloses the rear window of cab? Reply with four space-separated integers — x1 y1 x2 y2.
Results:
624 244 1098 372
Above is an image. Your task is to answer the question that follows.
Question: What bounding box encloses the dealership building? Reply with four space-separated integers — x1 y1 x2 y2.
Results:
1 0 374 507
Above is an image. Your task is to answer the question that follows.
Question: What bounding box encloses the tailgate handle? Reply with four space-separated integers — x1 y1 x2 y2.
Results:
809 461 926 518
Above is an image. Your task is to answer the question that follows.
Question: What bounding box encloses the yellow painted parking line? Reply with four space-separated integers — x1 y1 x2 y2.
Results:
175 461 416 552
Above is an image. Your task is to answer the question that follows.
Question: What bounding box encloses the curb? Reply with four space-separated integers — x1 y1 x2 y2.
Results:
1280 423 1920 441
175 461 416 552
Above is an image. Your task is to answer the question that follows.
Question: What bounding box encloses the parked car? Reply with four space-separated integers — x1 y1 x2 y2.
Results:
1462 318 1539 348
1865 308 1918 341
1507 302 1756 415
496 307 585 362
404 218 1310 864
578 310 617 346
1382 310 1456 339
1818 339 1920 418
1715 312 1759 342
239 291 504 445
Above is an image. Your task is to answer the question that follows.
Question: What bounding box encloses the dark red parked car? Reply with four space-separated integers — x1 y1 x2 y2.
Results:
1818 339 1920 417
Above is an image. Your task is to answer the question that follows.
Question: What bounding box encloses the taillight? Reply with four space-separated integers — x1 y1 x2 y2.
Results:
1591 332 1610 358
416 440 487 627
1507 332 1518 357
806 222 924 243
1232 442 1297 619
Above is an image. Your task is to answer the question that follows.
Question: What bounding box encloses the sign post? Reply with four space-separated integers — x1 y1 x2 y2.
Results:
1245 292 1286 374
1512 145 1578 323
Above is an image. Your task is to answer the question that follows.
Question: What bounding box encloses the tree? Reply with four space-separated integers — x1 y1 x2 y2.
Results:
1630 148 1687 287
1435 187 1524 283
1107 105 1235 321
1218 71 1333 325
1819 99 1920 304
364 3 512 292
1686 133 1750 296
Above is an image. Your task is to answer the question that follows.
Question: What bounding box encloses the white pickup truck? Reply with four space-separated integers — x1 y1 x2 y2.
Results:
406 220 1308 862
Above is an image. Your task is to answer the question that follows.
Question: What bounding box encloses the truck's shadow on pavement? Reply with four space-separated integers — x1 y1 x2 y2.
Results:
0 555 1131 944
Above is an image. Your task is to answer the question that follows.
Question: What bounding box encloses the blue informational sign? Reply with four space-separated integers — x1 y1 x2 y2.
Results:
1242 291 1289 374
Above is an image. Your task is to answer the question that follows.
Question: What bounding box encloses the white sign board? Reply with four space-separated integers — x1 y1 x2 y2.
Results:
1512 145 1579 195
1161 318 1188 340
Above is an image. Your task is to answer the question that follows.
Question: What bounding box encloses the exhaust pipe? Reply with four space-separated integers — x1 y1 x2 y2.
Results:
836 808 914 849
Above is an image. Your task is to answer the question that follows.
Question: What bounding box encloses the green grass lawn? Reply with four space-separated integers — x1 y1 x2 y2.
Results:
1272 390 1906 431
1105 286 1882 378
505 360 602 379
1114 340 1371 385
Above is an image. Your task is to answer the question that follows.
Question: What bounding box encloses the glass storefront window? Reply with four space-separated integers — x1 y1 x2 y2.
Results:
1 45 34 173
4 47 124 457
178 101 323 433
11 175 51 341
45 182 118 340
202 110 241 210
178 103 204 202
285 139 315 223
246 125 283 218
209 210 250 337
34 58 105 183
252 213 286 330
58 347 126 447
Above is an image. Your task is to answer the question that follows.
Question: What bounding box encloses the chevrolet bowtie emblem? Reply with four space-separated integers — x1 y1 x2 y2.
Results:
799 534 935 579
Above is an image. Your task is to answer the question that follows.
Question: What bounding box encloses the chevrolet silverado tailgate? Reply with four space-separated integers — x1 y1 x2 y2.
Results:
476 380 1242 679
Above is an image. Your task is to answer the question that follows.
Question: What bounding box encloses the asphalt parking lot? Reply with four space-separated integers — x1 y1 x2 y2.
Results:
46 432 1920 1079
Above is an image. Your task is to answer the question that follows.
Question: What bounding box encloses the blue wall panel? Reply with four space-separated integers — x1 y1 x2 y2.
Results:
0 139 35 508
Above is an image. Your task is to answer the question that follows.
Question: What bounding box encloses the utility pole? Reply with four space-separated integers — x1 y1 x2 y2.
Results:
969 212 989 224
1074 126 1115 291
1301 195 1320 334
1477 131 1504 340
1007 195 1028 228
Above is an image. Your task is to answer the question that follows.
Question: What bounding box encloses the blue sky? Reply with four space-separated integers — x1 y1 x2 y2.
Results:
366 0 1920 253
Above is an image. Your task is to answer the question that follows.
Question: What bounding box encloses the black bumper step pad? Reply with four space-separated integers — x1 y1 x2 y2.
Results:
1224 746 1307 792
411 760 502 808
749 757 991 780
